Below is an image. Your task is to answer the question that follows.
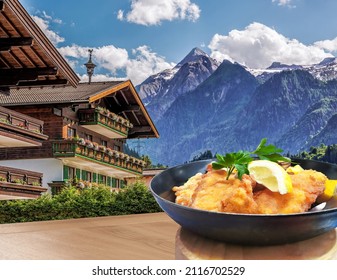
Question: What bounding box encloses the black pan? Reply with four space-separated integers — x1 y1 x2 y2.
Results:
150 158 337 245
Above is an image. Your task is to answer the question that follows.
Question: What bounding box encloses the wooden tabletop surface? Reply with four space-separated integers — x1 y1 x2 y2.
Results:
0 213 179 260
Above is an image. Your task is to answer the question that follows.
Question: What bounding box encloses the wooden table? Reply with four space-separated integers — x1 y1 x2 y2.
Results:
0 213 179 260
176 227 337 260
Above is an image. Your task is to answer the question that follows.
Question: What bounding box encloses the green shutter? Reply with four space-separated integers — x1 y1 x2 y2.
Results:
93 173 97 182
111 178 116 187
63 165 69 180
82 170 87 181
107 177 111 187
76 168 81 180
98 174 102 184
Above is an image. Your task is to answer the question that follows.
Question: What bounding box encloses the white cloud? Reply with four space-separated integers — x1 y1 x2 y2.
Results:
314 37 337 53
118 0 200 26
117 10 124 21
58 45 174 85
272 0 294 7
78 74 125 83
208 22 332 69
32 15 65 46
126 46 176 84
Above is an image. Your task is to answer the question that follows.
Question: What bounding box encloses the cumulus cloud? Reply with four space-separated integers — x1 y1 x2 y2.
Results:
32 15 64 45
272 0 294 7
118 0 200 25
58 45 174 85
126 46 176 84
208 22 332 69
314 37 337 53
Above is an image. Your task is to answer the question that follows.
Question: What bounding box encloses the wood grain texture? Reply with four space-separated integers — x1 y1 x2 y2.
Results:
0 213 179 260
176 227 337 260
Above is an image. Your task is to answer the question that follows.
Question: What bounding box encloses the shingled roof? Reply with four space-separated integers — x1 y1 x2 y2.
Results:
0 80 159 138
1 81 124 105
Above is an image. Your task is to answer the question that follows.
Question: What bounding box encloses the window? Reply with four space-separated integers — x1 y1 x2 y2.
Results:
99 175 106 185
85 134 93 141
67 127 76 139
101 140 107 147
87 172 92 182
68 167 75 179
114 145 121 151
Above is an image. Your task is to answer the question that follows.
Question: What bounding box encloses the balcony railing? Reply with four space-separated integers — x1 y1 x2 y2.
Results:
78 107 133 139
52 139 146 176
0 106 48 141
0 165 46 199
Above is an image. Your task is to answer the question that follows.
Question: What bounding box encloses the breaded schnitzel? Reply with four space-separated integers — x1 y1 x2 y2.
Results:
254 169 326 214
172 165 327 214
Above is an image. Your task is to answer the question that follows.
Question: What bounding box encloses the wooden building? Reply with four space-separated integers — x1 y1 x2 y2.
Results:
0 0 157 198
0 81 159 193
0 0 79 199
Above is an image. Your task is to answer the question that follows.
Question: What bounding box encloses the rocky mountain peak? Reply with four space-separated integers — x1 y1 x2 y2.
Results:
175 47 213 68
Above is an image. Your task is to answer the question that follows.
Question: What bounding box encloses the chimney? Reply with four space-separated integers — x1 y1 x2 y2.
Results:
84 49 96 84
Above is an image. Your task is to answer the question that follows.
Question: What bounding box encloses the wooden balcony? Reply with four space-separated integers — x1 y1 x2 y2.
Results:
0 165 46 199
78 107 133 139
0 106 48 147
52 139 146 178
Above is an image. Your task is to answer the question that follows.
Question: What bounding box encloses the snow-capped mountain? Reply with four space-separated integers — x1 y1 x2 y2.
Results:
129 48 337 166
247 57 337 83
136 47 220 122
307 57 337 81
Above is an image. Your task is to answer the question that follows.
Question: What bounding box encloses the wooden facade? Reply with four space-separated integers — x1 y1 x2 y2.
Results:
0 0 157 199
0 0 79 92
0 0 79 199
0 165 46 199
0 81 157 194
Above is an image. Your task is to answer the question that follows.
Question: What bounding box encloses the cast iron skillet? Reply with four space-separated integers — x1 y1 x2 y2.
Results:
150 158 337 246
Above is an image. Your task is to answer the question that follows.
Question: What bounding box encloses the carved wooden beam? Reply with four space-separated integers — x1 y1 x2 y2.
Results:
0 67 57 76
113 104 140 113
0 67 58 86
17 78 68 87
129 126 153 137
0 37 33 51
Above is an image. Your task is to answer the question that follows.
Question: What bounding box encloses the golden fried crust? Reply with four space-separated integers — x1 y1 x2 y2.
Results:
254 169 327 214
172 172 203 206
172 168 327 214
189 171 258 213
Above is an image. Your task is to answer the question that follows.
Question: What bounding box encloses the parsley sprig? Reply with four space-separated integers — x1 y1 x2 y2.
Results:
212 138 290 180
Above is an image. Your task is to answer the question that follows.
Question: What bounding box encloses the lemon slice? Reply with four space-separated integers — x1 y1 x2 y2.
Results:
248 160 293 194
316 179 337 204
286 164 304 174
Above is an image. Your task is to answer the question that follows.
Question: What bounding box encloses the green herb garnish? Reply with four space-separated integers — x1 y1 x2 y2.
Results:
212 138 290 180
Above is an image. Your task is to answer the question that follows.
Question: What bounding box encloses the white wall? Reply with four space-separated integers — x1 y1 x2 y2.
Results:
0 158 63 191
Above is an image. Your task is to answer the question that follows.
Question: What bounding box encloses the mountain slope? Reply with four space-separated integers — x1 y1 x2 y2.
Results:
276 96 337 153
143 60 259 166
230 70 328 150
136 47 219 122
132 48 337 166
305 113 337 149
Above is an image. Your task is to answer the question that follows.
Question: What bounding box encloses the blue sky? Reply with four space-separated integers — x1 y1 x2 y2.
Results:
21 0 337 85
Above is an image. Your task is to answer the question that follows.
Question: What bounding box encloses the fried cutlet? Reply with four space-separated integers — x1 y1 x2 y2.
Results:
254 169 327 214
173 166 327 214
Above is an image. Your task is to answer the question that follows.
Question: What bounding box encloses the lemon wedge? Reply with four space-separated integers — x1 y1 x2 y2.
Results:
286 164 304 174
248 160 293 194
316 179 337 204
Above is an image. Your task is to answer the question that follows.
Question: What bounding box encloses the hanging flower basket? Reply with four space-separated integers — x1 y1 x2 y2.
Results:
106 148 113 156
77 138 85 145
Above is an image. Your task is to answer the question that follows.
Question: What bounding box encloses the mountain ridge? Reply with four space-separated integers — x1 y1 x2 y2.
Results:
131 48 337 166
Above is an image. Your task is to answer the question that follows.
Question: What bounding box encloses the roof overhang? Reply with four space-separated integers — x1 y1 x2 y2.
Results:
89 80 159 139
0 0 79 91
